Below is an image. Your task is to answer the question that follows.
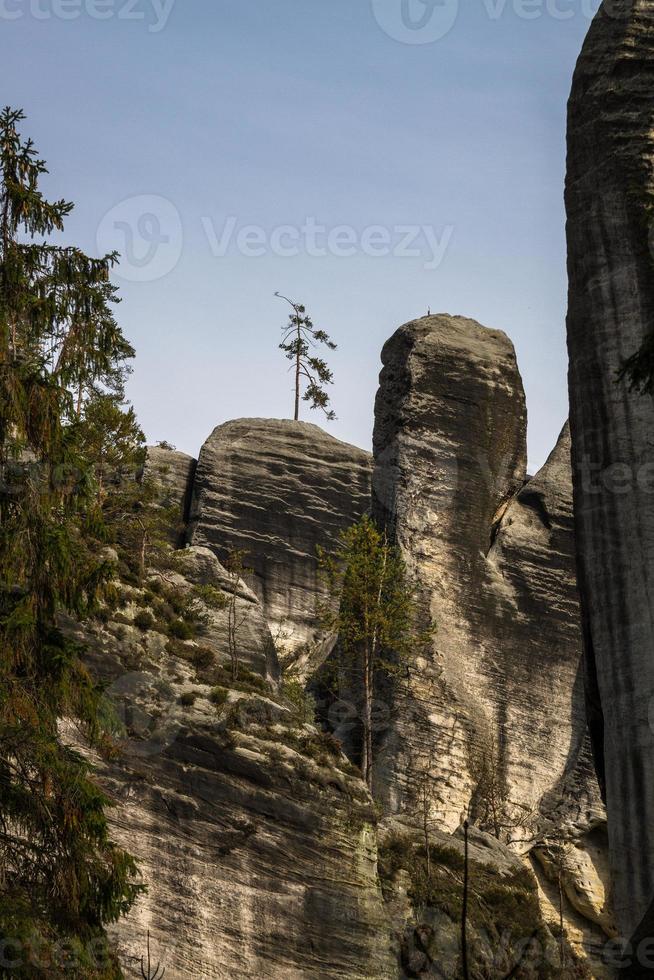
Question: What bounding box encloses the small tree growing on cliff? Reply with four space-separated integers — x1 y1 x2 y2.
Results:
318 515 430 789
224 547 250 681
275 292 337 421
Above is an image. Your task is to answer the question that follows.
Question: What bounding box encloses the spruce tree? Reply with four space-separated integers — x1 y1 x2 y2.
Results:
275 292 337 421
0 107 143 975
318 515 430 789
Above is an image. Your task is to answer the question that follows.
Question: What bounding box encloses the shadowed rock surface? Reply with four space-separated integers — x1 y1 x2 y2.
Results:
144 445 197 545
187 418 372 655
70 540 393 978
371 314 609 965
143 446 197 521
566 0 654 946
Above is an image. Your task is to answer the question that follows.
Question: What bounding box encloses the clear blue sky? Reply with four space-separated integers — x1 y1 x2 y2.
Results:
3 0 597 470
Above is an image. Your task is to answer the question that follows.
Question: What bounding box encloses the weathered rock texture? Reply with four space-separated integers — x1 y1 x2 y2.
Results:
161 545 279 680
73 541 393 978
566 0 654 947
187 419 372 654
371 315 609 964
143 446 197 521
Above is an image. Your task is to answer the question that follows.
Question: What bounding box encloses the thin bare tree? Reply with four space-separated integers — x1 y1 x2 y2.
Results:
141 930 165 980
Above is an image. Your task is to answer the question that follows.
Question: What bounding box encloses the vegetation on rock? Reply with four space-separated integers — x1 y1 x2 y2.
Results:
318 514 431 788
0 107 143 975
275 291 337 421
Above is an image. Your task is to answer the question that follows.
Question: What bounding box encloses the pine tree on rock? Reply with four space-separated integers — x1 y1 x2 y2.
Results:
318 515 431 789
275 292 337 421
0 107 143 975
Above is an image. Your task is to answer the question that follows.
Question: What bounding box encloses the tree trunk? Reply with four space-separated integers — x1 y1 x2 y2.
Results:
294 326 301 422
558 869 565 971
423 783 431 879
462 819 470 980
362 641 373 788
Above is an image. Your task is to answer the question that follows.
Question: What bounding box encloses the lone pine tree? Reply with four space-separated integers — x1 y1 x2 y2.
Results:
0 107 143 975
275 292 337 421
318 515 430 789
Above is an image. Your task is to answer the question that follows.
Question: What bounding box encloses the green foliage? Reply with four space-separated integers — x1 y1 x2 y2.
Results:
223 547 250 682
209 686 229 707
318 514 431 787
0 107 142 957
179 691 197 708
192 583 227 611
133 610 154 632
167 617 195 640
618 329 654 395
0 890 123 977
281 678 316 725
188 645 215 669
378 832 571 978
275 292 337 421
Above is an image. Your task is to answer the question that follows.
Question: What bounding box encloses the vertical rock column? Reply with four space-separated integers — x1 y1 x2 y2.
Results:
372 315 602 857
372 314 528 822
566 0 654 943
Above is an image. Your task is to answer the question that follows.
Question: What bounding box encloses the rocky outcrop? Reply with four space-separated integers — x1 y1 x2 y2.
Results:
187 419 372 655
566 0 654 946
72 538 392 978
379 821 571 978
159 545 279 680
371 315 609 966
144 445 196 544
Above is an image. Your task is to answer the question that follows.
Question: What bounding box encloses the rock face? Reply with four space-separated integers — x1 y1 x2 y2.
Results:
161 545 279 680
72 538 392 979
187 419 372 655
566 0 654 945
371 315 608 962
144 445 196 545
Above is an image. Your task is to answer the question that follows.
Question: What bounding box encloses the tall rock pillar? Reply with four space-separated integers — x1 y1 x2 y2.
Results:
566 0 654 945
372 316 601 838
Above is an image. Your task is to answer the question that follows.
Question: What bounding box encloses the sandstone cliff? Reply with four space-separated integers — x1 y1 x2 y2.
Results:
56 305 620 976
144 445 196 545
76 392 593 977
566 0 654 949
371 314 610 965
187 418 372 655
71 540 394 979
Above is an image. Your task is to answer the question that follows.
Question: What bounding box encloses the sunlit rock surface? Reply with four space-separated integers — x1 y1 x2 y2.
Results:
371 314 609 966
187 418 372 655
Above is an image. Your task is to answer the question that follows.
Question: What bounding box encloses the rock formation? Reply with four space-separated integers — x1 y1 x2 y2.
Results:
187 418 372 655
61 309 621 974
566 0 654 948
68 515 393 978
144 444 197 545
371 314 609 964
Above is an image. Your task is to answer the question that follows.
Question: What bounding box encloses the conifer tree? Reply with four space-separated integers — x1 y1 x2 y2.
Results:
318 515 430 789
275 292 337 421
0 107 143 974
